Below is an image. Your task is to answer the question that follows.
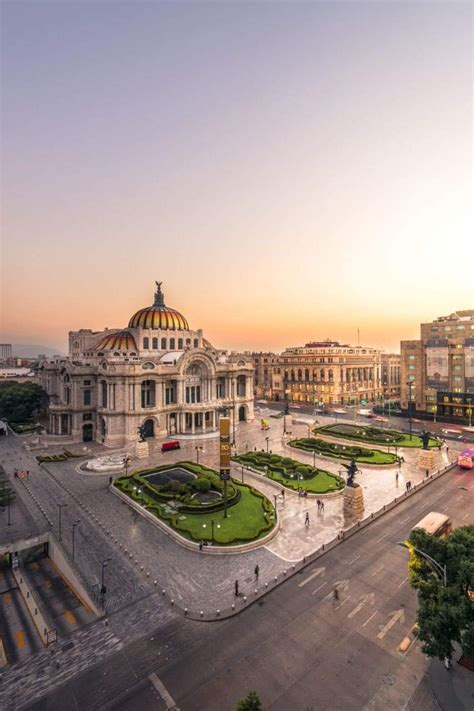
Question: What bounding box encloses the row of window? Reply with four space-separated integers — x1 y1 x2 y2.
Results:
143 337 199 350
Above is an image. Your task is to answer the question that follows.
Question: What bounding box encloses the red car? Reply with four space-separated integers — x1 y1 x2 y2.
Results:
161 440 180 452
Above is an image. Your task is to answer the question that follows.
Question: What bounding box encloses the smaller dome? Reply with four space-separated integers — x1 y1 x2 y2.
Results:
94 330 137 351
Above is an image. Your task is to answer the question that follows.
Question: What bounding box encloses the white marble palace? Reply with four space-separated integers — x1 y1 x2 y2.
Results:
38 282 255 446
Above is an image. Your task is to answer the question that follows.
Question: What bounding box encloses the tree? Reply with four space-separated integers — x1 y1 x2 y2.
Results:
236 690 263 711
407 525 474 661
0 381 48 424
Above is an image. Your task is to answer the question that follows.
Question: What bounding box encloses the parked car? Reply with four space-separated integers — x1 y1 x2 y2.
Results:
333 408 347 415
161 440 180 452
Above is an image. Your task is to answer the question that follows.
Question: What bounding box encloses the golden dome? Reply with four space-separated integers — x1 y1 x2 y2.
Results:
95 330 137 351
128 282 189 331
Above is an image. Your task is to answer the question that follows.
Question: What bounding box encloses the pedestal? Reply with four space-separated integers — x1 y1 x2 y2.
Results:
135 440 149 459
344 484 365 517
418 449 435 471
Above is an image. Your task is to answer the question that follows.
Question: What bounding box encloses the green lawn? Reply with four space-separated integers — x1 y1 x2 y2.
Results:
233 452 344 493
114 463 275 545
316 423 440 449
289 437 399 465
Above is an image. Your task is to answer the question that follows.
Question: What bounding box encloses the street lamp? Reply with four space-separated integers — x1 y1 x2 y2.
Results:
265 436 269 453
397 542 446 587
231 379 236 446
202 520 220 543
313 450 316 468
195 445 203 464
72 520 81 561
123 455 131 477
407 381 415 441
101 557 112 610
57 503 68 541
241 464 244 483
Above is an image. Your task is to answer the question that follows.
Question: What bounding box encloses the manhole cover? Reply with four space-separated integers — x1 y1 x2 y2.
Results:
382 675 394 686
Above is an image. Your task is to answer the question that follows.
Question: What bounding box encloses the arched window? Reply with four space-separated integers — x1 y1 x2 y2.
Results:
185 338 191 346
290 370 295 382
152 338 158 350
169 338 175 349
178 338 183 349
305 369 309 382
101 380 107 408
320 369 325 381
161 338 167 349
143 337 149 349
297 369 302 382
141 380 156 408
237 375 246 397
193 339 198 348
328 369 333 381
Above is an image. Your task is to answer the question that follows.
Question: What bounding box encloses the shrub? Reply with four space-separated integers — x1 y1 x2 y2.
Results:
192 478 211 493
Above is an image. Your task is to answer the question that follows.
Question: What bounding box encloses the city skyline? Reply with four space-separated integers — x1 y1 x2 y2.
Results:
1 1 472 354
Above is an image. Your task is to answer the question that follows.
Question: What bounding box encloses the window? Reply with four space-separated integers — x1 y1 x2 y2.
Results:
84 380 91 386
178 338 183 349
83 389 91 406
408 355 416 360
101 380 107 407
185 338 191 346
193 339 198 348
453 365 462 371
407 375 415 381
408 365 415 370
141 380 156 407
161 338 167 349
453 376 462 382
143 337 149 349
152 338 158 349
170 338 175 349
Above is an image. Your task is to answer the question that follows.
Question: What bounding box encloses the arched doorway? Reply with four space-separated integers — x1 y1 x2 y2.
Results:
143 419 155 438
238 406 246 422
83 423 93 442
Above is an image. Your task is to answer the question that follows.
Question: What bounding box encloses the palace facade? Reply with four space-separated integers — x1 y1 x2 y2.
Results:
38 283 254 446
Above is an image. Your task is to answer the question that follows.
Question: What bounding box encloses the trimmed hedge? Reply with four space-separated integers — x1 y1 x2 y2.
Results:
233 451 344 493
289 437 399 465
36 450 84 463
316 424 441 449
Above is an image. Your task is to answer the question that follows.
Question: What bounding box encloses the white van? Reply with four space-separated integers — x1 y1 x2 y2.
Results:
357 408 372 417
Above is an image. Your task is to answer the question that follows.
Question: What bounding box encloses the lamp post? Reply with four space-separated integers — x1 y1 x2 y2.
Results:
241 464 244 483
72 520 81 561
432 405 437 424
231 379 236 446
195 445 203 464
57 503 67 541
101 557 112 610
7 490 11 526
123 455 131 477
397 542 446 587
313 450 316 468
265 436 269 453
203 520 220 543
407 381 415 441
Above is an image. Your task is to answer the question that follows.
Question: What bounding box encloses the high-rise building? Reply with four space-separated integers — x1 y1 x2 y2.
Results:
0 344 12 362
400 310 474 419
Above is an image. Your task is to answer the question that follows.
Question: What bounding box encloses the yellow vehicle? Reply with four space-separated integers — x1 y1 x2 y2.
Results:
412 511 452 538
260 419 270 430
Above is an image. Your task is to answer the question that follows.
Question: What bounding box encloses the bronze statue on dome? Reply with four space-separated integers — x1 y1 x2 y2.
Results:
154 281 165 306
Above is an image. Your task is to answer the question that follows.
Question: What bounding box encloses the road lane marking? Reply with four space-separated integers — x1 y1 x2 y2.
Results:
298 567 326 588
377 609 405 639
376 533 390 543
311 581 328 595
371 565 384 577
348 592 375 618
335 596 351 610
398 516 411 526
149 672 180 710
348 555 361 565
397 579 407 588
462 513 470 521
362 611 378 628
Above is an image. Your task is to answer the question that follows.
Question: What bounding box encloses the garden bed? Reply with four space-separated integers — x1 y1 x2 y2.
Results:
113 461 275 545
315 423 440 449
36 450 84 463
232 451 344 493
289 437 399 465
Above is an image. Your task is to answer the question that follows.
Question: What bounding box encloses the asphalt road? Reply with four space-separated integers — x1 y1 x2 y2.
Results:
28 464 474 711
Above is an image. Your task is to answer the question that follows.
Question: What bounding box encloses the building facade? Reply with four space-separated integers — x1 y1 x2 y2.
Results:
381 353 401 401
251 352 278 399
270 340 384 407
38 283 254 446
400 310 474 419
0 344 12 362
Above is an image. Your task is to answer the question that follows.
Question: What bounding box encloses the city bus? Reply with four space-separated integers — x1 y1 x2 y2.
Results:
412 512 452 538
457 448 474 470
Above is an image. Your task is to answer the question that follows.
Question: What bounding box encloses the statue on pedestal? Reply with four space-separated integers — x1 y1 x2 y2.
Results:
341 459 360 487
137 424 146 442
420 430 431 450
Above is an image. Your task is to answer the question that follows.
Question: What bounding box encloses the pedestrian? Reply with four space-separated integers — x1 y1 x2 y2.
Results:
333 588 339 604
425 469 429 478
305 511 310 527
321 501 325 512
405 481 409 492
281 488 285 499
199 541 203 551
446 445 449 455
26 470 29 479
303 489 308 498
395 471 399 484
234 580 239 597
316 498 321 510
254 564 259 580
109 476 113 485
400 456 405 464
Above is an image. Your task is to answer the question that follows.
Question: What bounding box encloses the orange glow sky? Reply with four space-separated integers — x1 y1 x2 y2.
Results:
1 2 472 355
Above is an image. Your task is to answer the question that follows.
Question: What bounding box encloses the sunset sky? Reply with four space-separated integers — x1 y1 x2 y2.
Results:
1 1 472 355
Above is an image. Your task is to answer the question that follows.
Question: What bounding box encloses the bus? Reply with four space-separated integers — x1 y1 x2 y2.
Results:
457 448 474 470
412 511 452 538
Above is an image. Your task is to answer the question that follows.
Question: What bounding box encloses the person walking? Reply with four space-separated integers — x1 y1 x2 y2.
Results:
333 588 339 605
320 501 324 512
305 511 310 527
316 499 321 511
281 488 285 500
254 564 259 580
395 471 399 484
234 580 239 597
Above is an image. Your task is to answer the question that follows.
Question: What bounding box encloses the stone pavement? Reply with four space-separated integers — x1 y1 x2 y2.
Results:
430 655 474 710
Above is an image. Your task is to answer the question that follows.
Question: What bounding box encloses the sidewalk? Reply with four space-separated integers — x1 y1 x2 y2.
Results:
430 657 474 710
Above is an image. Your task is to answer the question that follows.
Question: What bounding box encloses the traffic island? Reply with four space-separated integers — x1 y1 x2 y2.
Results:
113 461 276 547
288 437 399 465
315 423 441 449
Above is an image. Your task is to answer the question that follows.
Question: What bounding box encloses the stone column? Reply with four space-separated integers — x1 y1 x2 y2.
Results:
191 413 195 434
212 410 216 430
202 413 206 434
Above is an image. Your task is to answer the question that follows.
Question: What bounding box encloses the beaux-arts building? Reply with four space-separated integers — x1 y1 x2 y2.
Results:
38 283 254 447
